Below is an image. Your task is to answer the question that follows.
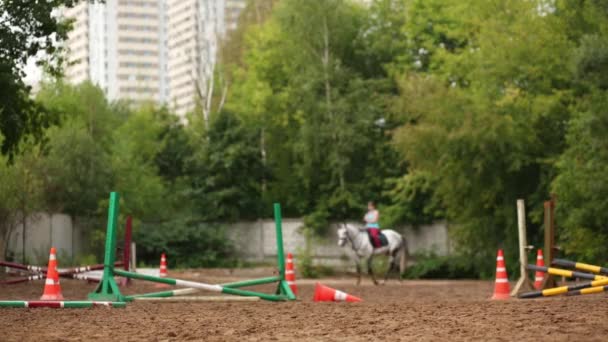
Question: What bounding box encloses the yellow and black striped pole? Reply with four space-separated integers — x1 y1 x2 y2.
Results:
519 278 608 298
552 259 608 276
526 265 608 281
567 285 608 296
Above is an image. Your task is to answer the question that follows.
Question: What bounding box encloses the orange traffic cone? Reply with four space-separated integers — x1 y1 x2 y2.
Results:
286 253 298 295
491 249 510 300
534 249 545 290
313 283 362 302
40 247 64 300
155 253 170 288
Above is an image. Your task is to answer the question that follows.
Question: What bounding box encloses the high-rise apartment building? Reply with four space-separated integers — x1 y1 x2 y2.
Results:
63 0 168 104
167 0 246 116
63 0 246 114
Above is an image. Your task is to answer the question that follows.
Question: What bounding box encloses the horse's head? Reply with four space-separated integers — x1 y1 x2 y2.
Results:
337 224 349 247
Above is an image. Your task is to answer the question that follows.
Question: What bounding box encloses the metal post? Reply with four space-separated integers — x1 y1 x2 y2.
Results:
88 192 123 301
273 203 296 300
274 203 286 278
130 242 137 272
542 199 557 288
511 199 534 296
124 216 132 285
124 216 132 272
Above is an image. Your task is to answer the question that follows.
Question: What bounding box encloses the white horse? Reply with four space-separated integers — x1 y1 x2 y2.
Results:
337 223 409 285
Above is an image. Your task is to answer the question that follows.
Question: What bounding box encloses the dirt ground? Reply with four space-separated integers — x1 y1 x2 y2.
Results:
1 269 608 341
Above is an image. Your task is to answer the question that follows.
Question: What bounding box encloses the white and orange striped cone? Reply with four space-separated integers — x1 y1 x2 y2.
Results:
285 253 298 296
534 249 545 290
155 253 170 288
491 249 510 300
40 247 64 300
313 283 362 302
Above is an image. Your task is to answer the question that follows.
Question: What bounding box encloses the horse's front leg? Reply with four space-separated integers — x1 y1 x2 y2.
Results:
367 256 378 285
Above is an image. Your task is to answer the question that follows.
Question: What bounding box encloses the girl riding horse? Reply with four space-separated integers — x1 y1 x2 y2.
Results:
364 201 381 248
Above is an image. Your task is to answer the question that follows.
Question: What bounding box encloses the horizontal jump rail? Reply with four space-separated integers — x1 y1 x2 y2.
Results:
526 265 608 281
552 259 608 276
0 301 126 308
1 261 122 275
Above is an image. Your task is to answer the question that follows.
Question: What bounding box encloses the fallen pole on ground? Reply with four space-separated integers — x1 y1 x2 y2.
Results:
123 276 283 301
133 296 260 302
566 285 608 296
124 288 199 301
519 278 608 298
114 269 289 302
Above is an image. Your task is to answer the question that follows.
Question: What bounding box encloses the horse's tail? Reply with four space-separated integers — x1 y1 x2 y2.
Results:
399 236 409 277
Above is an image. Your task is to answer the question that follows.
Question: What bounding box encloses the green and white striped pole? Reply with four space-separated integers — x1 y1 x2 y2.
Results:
114 270 288 301
125 277 283 301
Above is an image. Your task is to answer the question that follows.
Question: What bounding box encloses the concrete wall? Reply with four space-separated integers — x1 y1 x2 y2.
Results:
225 220 451 269
6 212 81 264
5 213 450 268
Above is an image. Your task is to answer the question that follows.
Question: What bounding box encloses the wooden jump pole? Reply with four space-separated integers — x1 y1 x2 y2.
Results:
541 197 558 289
511 199 535 296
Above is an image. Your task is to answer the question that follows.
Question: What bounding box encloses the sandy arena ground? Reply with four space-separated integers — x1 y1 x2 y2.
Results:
1 268 608 341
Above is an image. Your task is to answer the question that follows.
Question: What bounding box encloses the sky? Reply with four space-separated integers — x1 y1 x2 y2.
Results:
23 58 42 86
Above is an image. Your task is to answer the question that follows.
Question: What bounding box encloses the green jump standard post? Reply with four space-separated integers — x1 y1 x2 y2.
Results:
88 192 124 301
90 193 295 302
274 203 296 300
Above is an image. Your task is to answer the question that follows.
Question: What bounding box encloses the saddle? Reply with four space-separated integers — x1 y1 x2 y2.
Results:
367 230 389 248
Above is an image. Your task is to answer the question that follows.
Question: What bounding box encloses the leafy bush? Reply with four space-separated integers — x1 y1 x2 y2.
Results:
297 246 334 279
135 219 236 268
403 252 482 280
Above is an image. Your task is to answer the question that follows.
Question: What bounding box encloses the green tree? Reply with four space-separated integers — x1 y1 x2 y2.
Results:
392 0 574 274
109 105 167 220
551 1 608 262
0 0 90 154
186 111 266 221
225 0 408 225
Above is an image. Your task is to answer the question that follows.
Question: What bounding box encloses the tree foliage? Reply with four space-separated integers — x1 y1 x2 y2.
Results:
0 0 89 154
4 0 608 273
